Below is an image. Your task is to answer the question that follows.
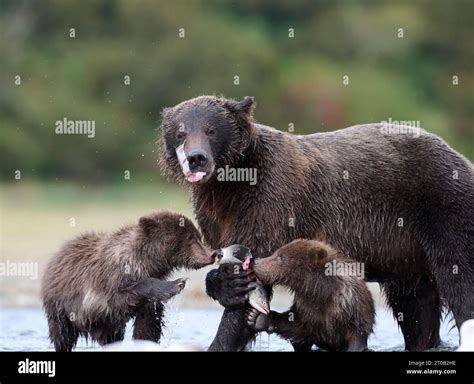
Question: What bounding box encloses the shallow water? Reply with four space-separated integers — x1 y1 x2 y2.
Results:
0 306 459 351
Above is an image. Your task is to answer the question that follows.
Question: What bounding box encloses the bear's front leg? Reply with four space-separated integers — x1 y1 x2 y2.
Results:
247 309 295 337
246 308 275 333
205 265 256 308
206 265 258 351
247 309 312 352
122 277 187 307
124 278 185 342
133 301 165 342
208 307 256 351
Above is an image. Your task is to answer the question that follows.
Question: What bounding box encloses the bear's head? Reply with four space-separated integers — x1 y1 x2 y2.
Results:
253 239 335 289
159 96 255 185
138 211 215 272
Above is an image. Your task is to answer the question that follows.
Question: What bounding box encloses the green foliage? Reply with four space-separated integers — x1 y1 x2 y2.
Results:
1 0 472 182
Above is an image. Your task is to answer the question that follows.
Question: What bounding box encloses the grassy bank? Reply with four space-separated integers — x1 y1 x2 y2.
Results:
1 181 193 261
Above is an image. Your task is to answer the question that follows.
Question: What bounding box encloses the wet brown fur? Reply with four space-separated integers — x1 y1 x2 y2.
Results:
160 95 474 351
41 211 211 351
254 239 375 351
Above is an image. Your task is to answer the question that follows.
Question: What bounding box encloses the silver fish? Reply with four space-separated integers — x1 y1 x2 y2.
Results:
215 244 270 314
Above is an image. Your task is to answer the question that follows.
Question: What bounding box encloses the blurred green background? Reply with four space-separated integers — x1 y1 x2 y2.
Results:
0 0 472 306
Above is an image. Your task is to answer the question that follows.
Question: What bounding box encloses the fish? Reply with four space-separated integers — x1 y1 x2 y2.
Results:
215 244 270 314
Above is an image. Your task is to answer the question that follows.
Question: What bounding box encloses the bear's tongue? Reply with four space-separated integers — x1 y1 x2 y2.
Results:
186 172 206 183
175 144 207 183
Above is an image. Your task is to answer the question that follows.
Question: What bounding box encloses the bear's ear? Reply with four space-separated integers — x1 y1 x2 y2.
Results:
312 246 328 260
139 216 158 236
161 107 172 120
226 96 255 116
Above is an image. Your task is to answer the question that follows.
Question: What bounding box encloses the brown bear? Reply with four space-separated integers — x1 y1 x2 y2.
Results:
246 239 375 352
41 211 214 352
159 95 474 351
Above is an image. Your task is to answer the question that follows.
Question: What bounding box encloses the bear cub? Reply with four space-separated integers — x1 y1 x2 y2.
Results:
248 239 375 351
42 211 214 351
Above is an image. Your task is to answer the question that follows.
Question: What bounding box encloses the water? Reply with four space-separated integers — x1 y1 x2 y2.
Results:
0 307 459 351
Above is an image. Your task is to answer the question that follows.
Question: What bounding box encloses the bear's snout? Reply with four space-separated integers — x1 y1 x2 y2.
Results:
253 258 266 275
187 149 208 171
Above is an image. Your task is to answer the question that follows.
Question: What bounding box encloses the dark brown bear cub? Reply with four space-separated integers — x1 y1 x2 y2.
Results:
41 211 214 352
248 239 375 351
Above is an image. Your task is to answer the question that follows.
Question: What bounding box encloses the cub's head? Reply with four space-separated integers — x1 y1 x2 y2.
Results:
159 96 255 185
253 240 336 288
138 211 214 271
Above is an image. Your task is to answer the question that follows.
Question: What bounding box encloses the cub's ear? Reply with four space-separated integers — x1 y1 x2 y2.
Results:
311 245 328 260
225 96 255 116
139 217 158 235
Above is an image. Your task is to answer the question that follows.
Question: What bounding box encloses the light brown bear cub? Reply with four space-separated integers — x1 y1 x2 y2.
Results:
42 211 214 351
248 239 375 351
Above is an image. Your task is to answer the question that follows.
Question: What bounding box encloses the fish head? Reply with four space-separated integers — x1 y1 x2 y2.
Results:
249 286 270 315
214 244 252 265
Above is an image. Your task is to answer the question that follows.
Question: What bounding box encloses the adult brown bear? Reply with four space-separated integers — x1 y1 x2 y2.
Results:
159 95 474 351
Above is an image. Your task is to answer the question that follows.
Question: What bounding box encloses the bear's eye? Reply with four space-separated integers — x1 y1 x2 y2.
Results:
176 131 186 140
206 128 215 136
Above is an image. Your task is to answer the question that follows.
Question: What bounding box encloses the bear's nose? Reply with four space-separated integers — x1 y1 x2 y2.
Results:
187 149 208 171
